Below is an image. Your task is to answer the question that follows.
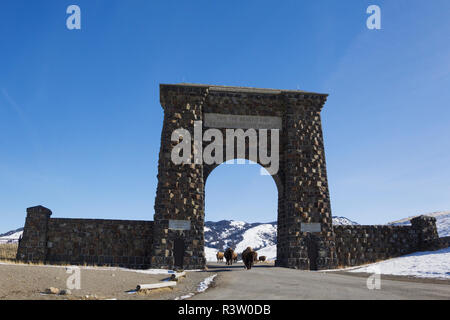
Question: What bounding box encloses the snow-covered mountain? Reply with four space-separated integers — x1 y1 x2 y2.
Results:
204 220 277 252
204 216 360 261
0 228 23 244
332 216 359 226
388 211 450 237
205 216 358 252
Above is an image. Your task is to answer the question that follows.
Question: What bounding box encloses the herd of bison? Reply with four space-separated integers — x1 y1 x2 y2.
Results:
215 247 267 270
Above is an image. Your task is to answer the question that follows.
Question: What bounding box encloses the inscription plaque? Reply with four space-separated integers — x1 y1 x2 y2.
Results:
301 223 321 233
169 220 191 231
204 113 282 130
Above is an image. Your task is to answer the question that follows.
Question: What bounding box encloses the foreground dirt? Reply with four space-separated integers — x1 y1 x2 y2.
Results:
0 263 216 300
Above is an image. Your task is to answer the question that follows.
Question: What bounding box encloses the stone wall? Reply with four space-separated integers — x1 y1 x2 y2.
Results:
333 215 442 267
17 206 153 269
17 207 443 270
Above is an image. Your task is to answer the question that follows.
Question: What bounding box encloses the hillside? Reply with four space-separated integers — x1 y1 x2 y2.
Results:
388 211 450 237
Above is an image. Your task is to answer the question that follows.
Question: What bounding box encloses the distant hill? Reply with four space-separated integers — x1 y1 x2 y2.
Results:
0 227 23 244
388 211 450 237
331 216 359 226
0 227 23 238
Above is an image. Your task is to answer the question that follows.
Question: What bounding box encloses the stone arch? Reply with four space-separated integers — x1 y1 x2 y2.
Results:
152 83 337 270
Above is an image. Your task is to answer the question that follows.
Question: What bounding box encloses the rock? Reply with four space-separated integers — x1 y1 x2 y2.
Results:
59 289 72 295
45 287 60 295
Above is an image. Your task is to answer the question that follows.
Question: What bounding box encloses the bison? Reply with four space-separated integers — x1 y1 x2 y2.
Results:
242 247 258 270
259 256 266 262
216 251 224 263
224 247 234 265
232 251 238 263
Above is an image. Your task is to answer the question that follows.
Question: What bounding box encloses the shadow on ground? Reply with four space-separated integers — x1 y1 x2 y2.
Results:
206 262 275 272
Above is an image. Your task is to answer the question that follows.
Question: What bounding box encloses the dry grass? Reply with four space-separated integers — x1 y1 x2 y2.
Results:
0 243 18 261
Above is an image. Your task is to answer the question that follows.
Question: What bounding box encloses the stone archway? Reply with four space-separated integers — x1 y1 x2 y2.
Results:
152 84 337 270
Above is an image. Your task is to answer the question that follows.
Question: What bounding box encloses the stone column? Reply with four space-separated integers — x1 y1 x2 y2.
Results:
281 93 337 270
16 206 52 262
411 215 440 251
152 85 208 269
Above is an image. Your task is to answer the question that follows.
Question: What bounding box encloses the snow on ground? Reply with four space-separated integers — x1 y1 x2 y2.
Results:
348 247 450 279
256 245 276 261
197 274 217 292
174 273 218 300
235 224 277 253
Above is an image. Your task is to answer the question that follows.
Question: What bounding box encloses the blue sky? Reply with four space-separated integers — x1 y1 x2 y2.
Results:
1 0 449 231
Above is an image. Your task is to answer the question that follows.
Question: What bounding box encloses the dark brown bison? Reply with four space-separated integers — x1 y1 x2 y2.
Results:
242 247 258 270
259 256 266 262
224 247 234 265
216 252 224 263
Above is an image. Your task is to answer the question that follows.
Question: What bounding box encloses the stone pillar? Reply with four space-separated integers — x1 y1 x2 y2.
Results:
281 93 337 270
411 215 440 251
16 206 52 262
152 85 208 269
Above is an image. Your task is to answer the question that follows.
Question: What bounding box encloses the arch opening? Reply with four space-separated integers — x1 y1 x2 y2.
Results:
203 159 282 265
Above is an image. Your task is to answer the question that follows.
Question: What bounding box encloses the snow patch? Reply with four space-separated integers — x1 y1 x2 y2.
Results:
197 274 217 292
174 274 217 300
349 247 450 279
229 221 246 229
